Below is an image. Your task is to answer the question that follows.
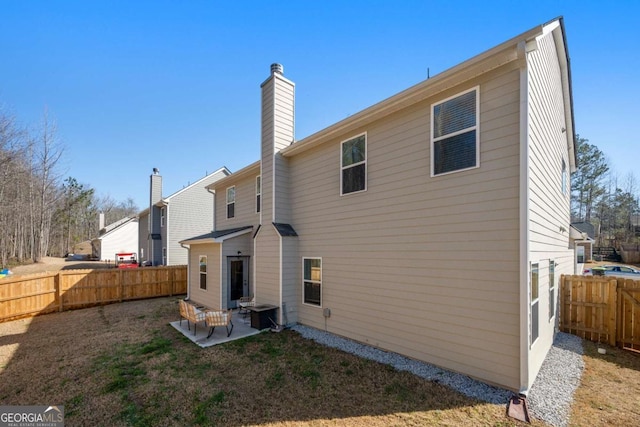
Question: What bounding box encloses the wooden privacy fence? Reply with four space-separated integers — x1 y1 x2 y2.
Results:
560 274 640 351
0 266 187 322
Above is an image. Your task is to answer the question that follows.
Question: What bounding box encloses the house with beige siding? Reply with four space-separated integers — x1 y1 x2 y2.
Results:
138 167 230 266
180 18 576 394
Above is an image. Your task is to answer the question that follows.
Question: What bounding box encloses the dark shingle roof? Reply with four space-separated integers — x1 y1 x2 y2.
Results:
273 223 298 237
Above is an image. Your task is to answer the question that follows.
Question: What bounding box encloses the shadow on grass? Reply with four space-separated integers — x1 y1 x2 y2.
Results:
0 297 521 426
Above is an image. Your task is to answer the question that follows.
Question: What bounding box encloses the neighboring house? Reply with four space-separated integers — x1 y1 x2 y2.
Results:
138 167 230 266
91 216 139 261
571 221 596 263
181 18 576 394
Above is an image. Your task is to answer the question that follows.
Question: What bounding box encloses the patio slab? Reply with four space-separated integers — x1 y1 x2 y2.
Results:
170 310 263 348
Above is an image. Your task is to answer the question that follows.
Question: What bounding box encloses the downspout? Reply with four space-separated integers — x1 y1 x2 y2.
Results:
180 243 190 300
518 40 532 396
278 231 283 326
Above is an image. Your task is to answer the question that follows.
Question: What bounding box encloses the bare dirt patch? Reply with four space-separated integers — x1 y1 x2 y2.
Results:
569 341 640 426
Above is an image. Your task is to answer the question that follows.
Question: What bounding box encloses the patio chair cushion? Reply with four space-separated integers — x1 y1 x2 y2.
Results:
205 309 234 338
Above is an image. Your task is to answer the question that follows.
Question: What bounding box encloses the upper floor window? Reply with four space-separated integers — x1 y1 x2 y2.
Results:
431 87 479 176
341 133 367 195
160 207 165 227
226 186 235 219
256 176 261 213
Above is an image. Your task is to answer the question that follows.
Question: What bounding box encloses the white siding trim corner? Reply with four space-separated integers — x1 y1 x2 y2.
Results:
518 43 531 395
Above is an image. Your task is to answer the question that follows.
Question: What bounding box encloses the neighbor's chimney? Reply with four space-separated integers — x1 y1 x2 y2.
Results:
150 167 162 206
99 212 105 230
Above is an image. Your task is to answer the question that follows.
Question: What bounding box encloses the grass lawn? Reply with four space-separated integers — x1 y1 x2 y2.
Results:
0 297 637 426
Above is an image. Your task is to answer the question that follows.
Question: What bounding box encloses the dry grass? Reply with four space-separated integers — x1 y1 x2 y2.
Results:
0 297 541 426
569 341 640 426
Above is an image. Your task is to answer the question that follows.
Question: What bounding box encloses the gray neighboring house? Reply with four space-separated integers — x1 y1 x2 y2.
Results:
138 167 230 266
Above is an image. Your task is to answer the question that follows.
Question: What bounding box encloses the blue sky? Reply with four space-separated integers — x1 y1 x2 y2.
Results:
1 1 638 209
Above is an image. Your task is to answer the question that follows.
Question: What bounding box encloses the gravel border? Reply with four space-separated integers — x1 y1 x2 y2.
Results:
291 325 584 427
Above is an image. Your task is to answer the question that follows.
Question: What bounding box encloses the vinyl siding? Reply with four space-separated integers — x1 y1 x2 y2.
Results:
188 243 221 309
261 78 275 224
165 169 228 266
214 174 260 230
526 31 574 387
274 154 291 223
98 221 139 261
288 66 523 390
254 226 280 307
281 236 299 325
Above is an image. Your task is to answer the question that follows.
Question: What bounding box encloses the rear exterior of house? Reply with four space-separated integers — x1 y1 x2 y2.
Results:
182 18 575 393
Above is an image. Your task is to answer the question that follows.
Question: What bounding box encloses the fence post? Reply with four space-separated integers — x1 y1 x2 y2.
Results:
56 272 62 312
607 279 617 346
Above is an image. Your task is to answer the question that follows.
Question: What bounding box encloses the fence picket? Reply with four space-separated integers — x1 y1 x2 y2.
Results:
0 266 187 323
561 274 640 350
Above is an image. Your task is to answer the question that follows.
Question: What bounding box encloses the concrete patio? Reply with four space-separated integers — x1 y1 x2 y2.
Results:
170 309 263 348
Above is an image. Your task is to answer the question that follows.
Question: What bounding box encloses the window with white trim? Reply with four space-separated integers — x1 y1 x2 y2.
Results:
303 258 322 306
199 255 207 290
341 133 366 195
256 176 261 213
431 87 479 176
549 260 556 321
162 247 167 265
226 186 235 219
160 207 165 227
531 263 539 344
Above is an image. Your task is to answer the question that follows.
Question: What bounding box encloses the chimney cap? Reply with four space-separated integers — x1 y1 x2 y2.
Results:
270 63 284 75
153 167 160 175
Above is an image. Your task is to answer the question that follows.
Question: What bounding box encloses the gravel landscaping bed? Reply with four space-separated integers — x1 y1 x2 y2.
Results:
292 325 584 427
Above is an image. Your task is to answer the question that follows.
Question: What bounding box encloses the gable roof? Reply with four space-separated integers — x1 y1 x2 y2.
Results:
281 18 575 170
97 216 138 239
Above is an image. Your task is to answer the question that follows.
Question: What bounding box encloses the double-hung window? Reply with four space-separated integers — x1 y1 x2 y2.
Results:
160 207 165 227
256 176 261 213
226 186 235 219
303 258 322 306
531 263 539 344
341 133 366 195
199 256 207 290
431 87 479 176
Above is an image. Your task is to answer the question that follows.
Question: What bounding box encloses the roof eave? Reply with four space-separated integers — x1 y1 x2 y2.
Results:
281 24 544 157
